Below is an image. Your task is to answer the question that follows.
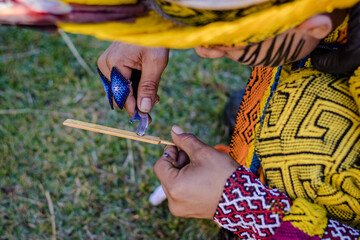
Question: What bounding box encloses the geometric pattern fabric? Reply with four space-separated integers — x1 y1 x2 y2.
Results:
214 166 360 239
214 166 292 239
256 67 360 230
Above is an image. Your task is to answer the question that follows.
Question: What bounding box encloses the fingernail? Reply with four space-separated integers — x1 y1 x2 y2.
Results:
140 98 152 112
172 125 184 135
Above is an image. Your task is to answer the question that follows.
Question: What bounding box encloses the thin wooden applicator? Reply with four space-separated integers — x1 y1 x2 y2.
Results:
63 119 175 146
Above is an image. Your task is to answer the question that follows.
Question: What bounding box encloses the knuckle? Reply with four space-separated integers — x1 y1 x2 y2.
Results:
180 134 209 158
196 147 210 158
164 146 177 156
145 49 169 66
140 80 159 94
169 205 183 217
148 50 166 61
153 161 161 176
181 134 198 147
146 53 159 62
97 55 106 68
181 133 197 143
107 53 119 65
167 185 183 200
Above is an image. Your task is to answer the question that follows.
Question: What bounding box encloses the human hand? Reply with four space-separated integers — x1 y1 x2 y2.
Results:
311 2 360 73
154 126 240 219
97 42 169 117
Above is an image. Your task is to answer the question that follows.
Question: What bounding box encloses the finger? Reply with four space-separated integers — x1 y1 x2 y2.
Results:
100 66 140 117
98 49 135 112
154 146 179 186
171 126 209 160
109 68 136 114
137 49 169 113
113 59 137 114
164 145 179 166
123 94 137 116
194 46 226 59
97 51 111 80
174 150 190 169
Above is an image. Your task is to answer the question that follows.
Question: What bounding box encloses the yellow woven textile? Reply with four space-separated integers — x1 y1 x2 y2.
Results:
283 198 328 236
257 67 360 233
154 0 277 26
349 67 360 110
58 0 359 48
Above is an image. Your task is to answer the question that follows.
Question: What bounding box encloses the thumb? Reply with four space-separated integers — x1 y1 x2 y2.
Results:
137 49 168 113
137 69 160 113
171 126 208 160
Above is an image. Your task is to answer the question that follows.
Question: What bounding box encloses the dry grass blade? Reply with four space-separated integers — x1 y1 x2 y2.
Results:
45 191 57 240
58 29 95 75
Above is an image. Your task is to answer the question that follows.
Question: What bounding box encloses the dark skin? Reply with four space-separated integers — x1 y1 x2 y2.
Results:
97 42 169 117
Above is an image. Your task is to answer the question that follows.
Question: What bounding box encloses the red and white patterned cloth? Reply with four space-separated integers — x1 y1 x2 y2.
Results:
214 166 360 240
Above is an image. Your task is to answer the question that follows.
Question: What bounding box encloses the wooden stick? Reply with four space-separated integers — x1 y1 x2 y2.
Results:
63 119 175 146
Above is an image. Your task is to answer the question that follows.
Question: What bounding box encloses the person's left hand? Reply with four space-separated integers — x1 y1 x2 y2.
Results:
154 126 240 219
97 42 169 117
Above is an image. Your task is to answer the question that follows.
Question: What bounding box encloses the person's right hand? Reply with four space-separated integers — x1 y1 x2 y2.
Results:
97 42 169 117
154 126 240 219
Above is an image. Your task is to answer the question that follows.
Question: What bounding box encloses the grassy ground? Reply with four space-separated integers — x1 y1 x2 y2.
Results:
0 26 249 239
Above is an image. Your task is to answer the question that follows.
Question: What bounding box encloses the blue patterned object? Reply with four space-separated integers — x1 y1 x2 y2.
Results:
98 67 131 110
98 68 114 109
111 67 131 109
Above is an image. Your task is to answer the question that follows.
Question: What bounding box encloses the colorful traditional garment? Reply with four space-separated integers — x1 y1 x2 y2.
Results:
220 17 360 238
214 166 360 239
3 0 359 237
58 0 359 48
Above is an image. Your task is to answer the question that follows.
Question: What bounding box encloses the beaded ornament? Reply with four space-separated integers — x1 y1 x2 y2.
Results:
98 67 131 109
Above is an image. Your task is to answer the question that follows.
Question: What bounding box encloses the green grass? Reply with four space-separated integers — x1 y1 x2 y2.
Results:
0 26 249 239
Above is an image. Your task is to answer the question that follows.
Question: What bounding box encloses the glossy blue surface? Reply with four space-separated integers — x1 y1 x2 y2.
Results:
98 67 114 109
111 67 130 109
98 67 131 110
